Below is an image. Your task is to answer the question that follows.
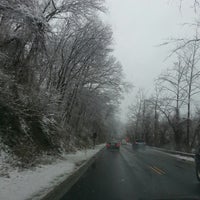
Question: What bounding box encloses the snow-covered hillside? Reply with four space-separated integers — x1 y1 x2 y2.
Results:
0 144 104 200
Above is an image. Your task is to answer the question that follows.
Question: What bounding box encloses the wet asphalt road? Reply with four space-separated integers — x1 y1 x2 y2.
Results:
61 145 200 200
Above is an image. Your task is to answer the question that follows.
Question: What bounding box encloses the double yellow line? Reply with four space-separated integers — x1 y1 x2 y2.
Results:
149 166 166 175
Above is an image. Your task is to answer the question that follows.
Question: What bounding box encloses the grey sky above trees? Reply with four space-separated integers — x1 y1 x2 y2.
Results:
103 0 197 121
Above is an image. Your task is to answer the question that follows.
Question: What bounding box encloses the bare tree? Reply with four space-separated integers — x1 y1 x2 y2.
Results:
180 39 200 147
156 58 187 149
0 0 126 161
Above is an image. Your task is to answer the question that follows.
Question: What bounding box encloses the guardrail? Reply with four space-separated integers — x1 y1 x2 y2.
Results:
152 146 195 158
41 147 105 200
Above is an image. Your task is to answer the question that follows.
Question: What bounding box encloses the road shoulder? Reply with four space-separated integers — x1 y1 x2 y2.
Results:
0 144 105 200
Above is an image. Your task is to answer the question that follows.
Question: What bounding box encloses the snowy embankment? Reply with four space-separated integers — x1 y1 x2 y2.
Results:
166 153 195 162
153 147 195 162
0 144 105 200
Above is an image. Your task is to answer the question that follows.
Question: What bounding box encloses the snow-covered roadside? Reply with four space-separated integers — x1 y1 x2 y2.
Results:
166 153 194 162
153 148 195 162
0 144 105 200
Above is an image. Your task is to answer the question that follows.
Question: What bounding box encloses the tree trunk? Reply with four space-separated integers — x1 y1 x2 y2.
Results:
186 102 190 148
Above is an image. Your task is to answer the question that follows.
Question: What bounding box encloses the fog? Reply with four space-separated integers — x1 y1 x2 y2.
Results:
103 0 198 121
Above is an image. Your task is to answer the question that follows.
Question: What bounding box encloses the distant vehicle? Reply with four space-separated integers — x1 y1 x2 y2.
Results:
195 147 200 181
121 139 127 145
132 139 146 149
133 139 146 145
106 140 120 150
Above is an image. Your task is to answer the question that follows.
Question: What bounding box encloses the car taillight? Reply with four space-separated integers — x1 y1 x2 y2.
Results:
106 143 110 148
116 143 120 147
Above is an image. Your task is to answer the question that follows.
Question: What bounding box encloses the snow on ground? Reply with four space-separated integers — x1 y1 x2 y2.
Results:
0 144 105 200
166 153 194 162
153 148 195 162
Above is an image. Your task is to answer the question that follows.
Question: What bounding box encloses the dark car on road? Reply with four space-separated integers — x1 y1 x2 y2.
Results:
132 139 146 149
106 140 121 150
195 147 200 181
133 139 146 145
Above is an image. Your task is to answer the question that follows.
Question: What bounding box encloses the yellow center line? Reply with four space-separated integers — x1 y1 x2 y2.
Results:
149 166 162 175
153 166 166 175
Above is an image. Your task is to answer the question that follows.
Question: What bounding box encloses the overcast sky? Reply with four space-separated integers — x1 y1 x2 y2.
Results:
103 0 198 121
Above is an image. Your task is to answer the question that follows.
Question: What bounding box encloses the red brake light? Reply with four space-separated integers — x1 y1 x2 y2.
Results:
106 143 110 148
116 143 120 147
